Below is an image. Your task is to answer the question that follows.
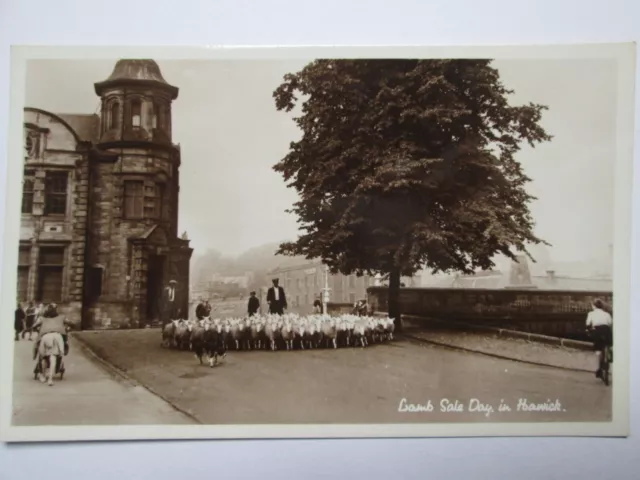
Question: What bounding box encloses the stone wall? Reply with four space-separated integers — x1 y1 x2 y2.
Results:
326 302 355 315
69 149 90 306
56 301 83 329
367 287 613 340
85 302 133 329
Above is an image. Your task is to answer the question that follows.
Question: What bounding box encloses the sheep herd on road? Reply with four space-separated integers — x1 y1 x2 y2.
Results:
161 313 396 367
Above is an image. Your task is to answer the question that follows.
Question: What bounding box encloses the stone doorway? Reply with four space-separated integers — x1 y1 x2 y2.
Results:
146 254 165 326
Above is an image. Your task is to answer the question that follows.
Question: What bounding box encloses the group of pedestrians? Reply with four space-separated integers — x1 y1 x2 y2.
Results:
15 301 71 352
14 301 42 341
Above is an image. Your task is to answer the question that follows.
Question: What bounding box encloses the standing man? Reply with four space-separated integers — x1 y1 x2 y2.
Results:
162 279 179 328
204 299 212 318
247 291 260 317
15 302 25 341
266 278 287 315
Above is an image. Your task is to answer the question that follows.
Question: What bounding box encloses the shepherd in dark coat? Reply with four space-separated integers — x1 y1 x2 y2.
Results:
247 291 260 316
266 278 287 315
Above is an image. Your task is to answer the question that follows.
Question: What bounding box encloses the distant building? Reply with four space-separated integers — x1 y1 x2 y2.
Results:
265 260 422 312
266 260 371 311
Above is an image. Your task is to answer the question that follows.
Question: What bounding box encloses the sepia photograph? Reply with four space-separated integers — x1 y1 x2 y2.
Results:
0 45 634 442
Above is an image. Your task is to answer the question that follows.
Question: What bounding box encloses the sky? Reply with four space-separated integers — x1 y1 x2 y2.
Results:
24 57 617 266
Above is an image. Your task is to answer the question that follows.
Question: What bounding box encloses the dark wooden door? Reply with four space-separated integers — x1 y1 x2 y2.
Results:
146 255 165 325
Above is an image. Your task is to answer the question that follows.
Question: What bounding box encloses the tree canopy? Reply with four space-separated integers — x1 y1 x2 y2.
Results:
272 59 552 283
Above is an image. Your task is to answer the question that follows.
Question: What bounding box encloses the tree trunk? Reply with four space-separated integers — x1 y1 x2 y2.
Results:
388 267 402 333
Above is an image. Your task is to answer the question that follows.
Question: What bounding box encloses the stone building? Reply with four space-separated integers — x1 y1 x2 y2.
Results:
265 260 422 313
18 59 192 329
265 260 374 312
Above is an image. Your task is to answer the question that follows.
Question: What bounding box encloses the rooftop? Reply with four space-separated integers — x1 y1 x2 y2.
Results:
268 258 324 274
106 60 168 83
56 113 100 143
94 59 178 98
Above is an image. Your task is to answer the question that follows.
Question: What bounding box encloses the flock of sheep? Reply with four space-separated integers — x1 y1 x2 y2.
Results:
161 313 397 367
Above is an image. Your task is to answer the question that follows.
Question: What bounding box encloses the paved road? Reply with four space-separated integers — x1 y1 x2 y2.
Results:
11 337 194 426
77 330 612 425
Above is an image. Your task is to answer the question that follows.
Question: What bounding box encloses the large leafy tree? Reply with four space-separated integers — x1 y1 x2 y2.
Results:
272 59 552 328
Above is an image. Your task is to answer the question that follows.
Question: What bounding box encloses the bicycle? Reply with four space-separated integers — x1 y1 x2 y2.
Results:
586 328 613 386
33 354 65 381
31 324 69 382
587 327 612 386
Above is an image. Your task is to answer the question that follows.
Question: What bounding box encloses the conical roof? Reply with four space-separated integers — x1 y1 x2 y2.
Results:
94 59 178 98
105 59 169 83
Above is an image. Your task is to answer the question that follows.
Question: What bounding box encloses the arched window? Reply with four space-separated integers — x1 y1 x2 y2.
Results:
131 99 141 127
109 102 120 130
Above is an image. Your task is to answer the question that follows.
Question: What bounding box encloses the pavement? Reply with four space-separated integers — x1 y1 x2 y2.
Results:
74 328 612 425
403 325 598 372
11 336 195 426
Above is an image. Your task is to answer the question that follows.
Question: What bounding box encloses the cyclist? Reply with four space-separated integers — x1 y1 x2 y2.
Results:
585 298 613 380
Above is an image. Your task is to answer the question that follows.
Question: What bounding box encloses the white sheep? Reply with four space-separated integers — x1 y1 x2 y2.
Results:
170 311 396 356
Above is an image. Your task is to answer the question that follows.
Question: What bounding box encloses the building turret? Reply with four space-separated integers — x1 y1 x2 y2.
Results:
94 59 178 145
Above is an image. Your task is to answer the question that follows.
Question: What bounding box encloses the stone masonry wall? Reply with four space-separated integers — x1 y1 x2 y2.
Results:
85 302 133 329
57 301 83 329
68 154 90 306
84 145 181 329
367 287 613 340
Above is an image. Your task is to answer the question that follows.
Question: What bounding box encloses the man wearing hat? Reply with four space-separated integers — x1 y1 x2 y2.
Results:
162 279 179 327
247 291 260 317
266 278 287 315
